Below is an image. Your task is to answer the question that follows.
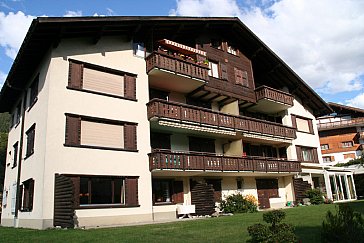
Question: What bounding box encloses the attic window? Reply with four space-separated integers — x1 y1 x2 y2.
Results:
227 45 237 55
211 39 222 50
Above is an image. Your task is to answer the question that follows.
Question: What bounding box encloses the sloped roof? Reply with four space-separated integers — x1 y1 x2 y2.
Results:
328 102 364 116
0 16 331 115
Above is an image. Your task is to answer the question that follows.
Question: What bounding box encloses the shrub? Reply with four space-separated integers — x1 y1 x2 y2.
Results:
304 188 324 204
321 204 364 242
220 193 258 213
248 210 297 243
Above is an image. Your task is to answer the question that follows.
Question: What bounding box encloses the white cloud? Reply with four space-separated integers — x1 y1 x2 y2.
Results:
63 10 82 17
106 8 115 16
0 11 34 59
0 71 6 88
170 0 364 94
346 93 364 109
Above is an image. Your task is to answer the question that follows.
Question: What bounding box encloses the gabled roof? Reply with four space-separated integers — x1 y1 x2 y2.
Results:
0 16 331 115
328 102 364 116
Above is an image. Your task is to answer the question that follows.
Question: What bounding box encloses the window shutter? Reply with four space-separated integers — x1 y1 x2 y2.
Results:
172 181 184 204
18 184 23 211
234 67 242 85
331 156 335 161
291 115 297 128
296 146 303 161
308 119 314 134
220 63 228 80
313 148 319 163
124 75 136 99
28 179 34 211
242 71 249 87
70 177 80 208
125 177 138 206
65 115 81 146
124 124 137 150
68 61 83 89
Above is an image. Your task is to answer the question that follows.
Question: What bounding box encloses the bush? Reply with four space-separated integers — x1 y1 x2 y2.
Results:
304 188 324 204
321 204 364 242
248 210 297 243
220 193 258 213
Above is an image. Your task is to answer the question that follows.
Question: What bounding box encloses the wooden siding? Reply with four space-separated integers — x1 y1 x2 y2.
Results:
190 181 215 216
293 178 312 204
320 132 361 154
147 99 296 139
149 150 301 173
54 174 74 228
198 42 256 102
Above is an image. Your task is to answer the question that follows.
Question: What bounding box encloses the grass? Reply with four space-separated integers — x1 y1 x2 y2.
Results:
1 200 363 243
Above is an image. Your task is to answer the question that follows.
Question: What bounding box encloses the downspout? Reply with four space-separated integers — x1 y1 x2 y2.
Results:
14 90 27 224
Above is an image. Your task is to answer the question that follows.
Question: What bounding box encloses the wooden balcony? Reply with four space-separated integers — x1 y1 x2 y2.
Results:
318 117 364 131
149 150 301 173
147 99 296 139
241 86 294 114
146 51 209 93
255 86 294 106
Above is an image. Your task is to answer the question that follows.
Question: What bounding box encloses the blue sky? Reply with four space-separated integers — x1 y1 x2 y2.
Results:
1 0 364 108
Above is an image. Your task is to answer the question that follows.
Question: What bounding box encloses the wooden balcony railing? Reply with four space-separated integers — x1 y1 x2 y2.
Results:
146 51 209 81
147 99 296 139
318 117 364 130
149 150 301 173
255 86 294 106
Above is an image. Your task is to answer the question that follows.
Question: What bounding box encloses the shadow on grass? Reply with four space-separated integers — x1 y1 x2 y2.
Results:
295 225 322 243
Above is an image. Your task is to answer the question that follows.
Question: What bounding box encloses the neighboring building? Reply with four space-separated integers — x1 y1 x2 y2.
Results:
317 102 364 199
0 16 350 229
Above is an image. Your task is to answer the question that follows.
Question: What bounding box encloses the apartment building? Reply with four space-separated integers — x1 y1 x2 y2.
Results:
317 102 363 199
0 16 342 229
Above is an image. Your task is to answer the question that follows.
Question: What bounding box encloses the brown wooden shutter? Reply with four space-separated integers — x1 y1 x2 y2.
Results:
296 146 303 161
330 156 335 161
65 115 81 146
242 71 249 87
18 184 23 211
125 177 138 206
70 177 80 208
220 63 228 80
313 148 319 163
28 179 34 211
172 181 184 204
68 61 83 89
124 124 137 150
308 119 314 134
234 67 242 85
291 114 297 128
124 75 136 99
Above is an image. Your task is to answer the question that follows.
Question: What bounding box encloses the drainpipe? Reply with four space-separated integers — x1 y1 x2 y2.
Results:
14 91 27 224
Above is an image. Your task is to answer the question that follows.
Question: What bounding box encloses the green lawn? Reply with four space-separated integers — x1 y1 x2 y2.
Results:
1 200 363 243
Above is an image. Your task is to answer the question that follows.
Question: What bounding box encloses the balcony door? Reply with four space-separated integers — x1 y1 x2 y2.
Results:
189 137 215 153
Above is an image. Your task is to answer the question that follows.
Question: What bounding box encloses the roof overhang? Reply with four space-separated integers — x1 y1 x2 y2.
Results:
0 16 332 115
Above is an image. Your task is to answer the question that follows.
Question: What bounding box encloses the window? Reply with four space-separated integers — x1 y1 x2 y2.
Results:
234 68 248 87
344 153 356 159
25 124 35 158
151 132 171 150
29 75 39 108
227 45 237 55
12 102 22 127
133 42 145 57
323 156 333 163
211 39 222 49
342 141 353 148
19 178 34 211
189 136 215 153
12 142 18 168
208 61 219 78
65 114 137 151
296 146 319 163
291 115 314 134
152 179 183 204
321 144 329 150
68 60 137 100
72 175 138 207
